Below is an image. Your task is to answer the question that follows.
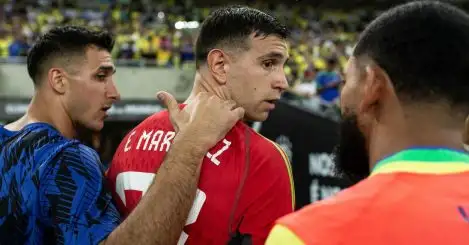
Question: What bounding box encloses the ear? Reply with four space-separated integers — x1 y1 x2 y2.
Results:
206 49 228 85
358 64 389 119
47 68 67 94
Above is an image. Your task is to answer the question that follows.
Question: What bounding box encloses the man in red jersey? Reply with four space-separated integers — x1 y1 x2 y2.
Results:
106 6 295 245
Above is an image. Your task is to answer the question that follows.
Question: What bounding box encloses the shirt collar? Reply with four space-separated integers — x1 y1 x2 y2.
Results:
371 148 469 176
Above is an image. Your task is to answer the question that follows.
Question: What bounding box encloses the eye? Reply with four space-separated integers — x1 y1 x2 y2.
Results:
96 74 107 81
262 60 275 69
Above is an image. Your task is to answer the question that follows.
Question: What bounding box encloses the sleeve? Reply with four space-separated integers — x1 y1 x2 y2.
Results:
235 140 295 245
265 225 306 245
40 144 121 245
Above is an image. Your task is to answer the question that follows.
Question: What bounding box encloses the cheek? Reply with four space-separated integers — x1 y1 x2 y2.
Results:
340 82 360 108
339 86 351 110
79 83 103 113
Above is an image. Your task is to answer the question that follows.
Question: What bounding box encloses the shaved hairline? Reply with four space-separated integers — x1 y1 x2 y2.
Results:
34 45 101 84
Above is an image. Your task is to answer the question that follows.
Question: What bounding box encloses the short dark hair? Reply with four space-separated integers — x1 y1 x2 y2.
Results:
353 1 469 111
27 25 114 85
195 6 289 69
327 57 338 66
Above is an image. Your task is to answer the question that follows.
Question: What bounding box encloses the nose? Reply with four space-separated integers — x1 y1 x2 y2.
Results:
273 71 289 92
106 80 121 102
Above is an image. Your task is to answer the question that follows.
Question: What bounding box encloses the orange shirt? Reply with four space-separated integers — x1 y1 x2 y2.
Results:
266 148 469 245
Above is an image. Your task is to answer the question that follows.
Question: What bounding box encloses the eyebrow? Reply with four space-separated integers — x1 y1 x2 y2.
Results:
97 65 117 74
257 51 289 61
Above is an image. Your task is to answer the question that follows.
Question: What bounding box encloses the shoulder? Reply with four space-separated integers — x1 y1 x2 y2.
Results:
10 123 69 144
277 175 397 234
114 110 173 151
40 143 108 212
316 71 327 78
0 125 14 139
142 109 170 123
59 143 101 163
124 110 174 140
2 123 77 166
110 110 176 175
249 129 290 168
44 143 104 183
248 129 295 204
274 192 353 244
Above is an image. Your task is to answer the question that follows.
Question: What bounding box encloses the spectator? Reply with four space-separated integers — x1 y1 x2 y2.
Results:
315 57 341 104
0 29 11 58
8 33 29 57
179 35 195 66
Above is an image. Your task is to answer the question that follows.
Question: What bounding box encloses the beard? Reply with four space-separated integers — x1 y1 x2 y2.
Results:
333 113 371 184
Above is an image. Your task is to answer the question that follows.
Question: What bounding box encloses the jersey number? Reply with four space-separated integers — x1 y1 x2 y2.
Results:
115 172 206 245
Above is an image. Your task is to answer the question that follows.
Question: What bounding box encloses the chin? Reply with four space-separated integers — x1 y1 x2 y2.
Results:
245 112 270 122
84 120 104 132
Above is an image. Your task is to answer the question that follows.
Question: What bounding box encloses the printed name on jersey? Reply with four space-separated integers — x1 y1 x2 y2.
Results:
123 129 232 166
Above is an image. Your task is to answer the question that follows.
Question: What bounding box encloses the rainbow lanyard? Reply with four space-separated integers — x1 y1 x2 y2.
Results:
371 148 469 176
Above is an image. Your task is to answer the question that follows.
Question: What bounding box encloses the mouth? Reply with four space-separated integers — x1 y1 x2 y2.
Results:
264 99 279 110
101 106 112 115
265 99 279 105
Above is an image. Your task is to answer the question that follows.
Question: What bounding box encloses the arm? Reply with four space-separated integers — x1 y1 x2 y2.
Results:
40 144 121 245
41 134 205 245
103 130 205 245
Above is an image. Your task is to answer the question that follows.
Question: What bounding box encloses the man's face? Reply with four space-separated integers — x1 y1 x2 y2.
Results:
333 57 371 183
62 46 120 132
225 34 289 122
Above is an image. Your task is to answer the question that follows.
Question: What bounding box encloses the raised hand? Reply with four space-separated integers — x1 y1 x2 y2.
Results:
157 91 245 151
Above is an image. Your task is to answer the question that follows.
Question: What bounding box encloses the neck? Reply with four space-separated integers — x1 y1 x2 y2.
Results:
369 115 465 169
185 70 229 104
6 90 76 139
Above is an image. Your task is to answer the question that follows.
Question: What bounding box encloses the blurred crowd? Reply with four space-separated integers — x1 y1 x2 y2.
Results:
0 0 377 113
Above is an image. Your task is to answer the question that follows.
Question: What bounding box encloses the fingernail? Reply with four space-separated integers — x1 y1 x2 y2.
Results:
157 93 164 100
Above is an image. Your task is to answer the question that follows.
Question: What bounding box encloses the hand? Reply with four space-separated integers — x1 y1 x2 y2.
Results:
157 91 245 151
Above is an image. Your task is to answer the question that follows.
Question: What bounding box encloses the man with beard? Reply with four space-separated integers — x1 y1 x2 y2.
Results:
266 1 469 245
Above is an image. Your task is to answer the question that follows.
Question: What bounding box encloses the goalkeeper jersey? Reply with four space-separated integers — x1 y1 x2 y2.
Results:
107 106 295 245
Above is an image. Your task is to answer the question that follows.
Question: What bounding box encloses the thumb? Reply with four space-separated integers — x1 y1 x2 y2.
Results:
157 91 179 114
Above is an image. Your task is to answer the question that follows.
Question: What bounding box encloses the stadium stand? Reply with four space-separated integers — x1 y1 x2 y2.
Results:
0 0 364 105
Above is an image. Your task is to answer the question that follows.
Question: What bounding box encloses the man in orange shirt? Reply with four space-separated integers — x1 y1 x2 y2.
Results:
267 1 469 245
